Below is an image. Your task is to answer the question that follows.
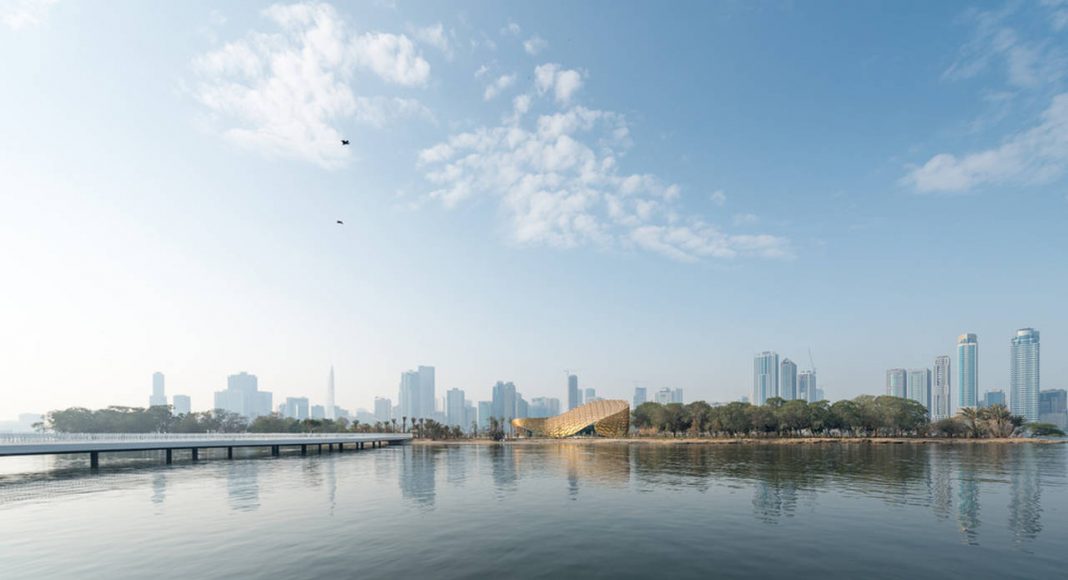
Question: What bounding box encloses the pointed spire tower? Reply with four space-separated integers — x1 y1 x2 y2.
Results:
326 365 336 420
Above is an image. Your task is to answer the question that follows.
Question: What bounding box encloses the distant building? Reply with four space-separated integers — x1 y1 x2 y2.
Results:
633 386 647 408
464 401 477 432
886 369 907 399
982 390 1006 408
150 372 167 407
311 404 325 420
446 388 466 427
754 352 779 405
326 366 336 420
530 397 561 418
172 394 191 416
374 397 392 422
1010 328 1040 422
478 401 492 430
1039 389 1067 430
567 374 580 410
780 358 798 400
932 356 951 420
584 387 596 402
492 381 518 428
398 365 436 421
958 333 979 409
213 372 272 419
281 397 309 420
654 388 672 404
671 388 684 404
798 371 817 402
907 368 931 411
516 394 529 419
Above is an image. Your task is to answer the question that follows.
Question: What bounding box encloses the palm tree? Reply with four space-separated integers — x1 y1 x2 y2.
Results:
391 418 397 433
402 416 408 433
983 404 1018 438
959 407 983 439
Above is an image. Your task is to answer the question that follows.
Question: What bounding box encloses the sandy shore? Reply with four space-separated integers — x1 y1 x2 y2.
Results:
413 436 1067 446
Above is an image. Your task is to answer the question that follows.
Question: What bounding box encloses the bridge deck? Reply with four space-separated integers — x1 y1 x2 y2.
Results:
0 433 411 457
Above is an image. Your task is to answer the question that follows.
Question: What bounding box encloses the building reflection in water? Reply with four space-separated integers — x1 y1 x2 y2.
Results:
226 460 260 512
1009 444 1042 546
151 472 166 505
398 445 437 509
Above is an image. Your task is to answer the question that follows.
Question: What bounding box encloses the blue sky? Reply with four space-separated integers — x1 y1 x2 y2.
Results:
1 0 1066 415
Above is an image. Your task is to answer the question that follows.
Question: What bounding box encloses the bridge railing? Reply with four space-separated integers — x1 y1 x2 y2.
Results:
0 432 411 445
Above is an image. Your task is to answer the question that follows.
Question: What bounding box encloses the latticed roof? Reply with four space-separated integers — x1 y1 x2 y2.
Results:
513 399 630 438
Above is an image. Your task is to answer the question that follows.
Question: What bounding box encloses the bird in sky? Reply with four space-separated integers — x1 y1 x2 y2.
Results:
341 139 350 145
336 220 344 225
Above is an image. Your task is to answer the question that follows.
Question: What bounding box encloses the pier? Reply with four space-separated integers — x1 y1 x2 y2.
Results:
0 433 411 468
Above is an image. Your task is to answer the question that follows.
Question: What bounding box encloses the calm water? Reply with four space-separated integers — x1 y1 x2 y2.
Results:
2 442 1066 579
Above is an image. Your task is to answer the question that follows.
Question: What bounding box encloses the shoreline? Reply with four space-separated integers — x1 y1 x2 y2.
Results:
413 437 1067 446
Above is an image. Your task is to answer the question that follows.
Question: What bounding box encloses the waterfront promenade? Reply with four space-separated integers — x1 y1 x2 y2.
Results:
0 432 411 467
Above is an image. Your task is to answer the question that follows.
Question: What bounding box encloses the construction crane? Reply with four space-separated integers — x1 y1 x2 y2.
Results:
807 348 817 375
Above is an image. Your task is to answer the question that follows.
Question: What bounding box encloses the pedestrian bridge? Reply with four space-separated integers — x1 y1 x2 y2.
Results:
0 432 412 468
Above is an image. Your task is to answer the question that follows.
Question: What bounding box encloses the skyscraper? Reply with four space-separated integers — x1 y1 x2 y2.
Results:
780 358 798 400
886 368 907 399
418 366 436 422
530 397 561 418
798 371 817 402
172 394 191 415
1010 328 1040 422
281 397 309 420
932 356 952 420
584 387 597 402
492 381 518 430
633 386 647 408
567 374 580 410
753 352 779 405
478 401 492 430
654 388 673 404
907 368 932 411
213 372 272 419
150 372 166 407
374 397 392 422
671 388 684 404
446 388 466 427
326 365 336 420
983 390 1006 408
958 333 979 410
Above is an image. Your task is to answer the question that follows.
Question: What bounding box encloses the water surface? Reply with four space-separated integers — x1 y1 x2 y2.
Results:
1 442 1066 579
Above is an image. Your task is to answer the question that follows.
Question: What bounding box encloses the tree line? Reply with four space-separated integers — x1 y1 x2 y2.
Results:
631 396 1062 438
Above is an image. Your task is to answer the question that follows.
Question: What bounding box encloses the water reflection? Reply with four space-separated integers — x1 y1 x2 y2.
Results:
226 460 260 512
151 473 166 505
398 445 437 509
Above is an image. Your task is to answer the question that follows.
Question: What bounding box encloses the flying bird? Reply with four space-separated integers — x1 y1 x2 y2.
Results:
341 139 350 145
336 220 344 225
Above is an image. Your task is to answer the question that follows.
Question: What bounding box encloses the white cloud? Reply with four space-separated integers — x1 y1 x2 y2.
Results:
732 213 759 226
943 5 1066 89
412 22 452 59
710 190 727 205
904 93 1068 192
483 73 516 101
191 1 431 167
418 98 789 261
534 63 584 104
474 64 489 78
523 35 548 55
501 21 520 36
1 0 57 30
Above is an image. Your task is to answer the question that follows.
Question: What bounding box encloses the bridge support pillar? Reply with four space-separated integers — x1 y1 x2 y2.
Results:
227 447 233 460
165 449 172 464
318 444 322 454
301 444 307 456
271 445 280 457
338 443 344 452
90 451 99 469
191 448 199 462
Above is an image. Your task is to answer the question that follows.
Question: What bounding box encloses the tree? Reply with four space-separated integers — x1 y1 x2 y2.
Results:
1027 423 1066 437
958 407 984 439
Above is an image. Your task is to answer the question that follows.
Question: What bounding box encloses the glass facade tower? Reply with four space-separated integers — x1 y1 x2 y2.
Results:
957 333 979 410
1010 328 1040 423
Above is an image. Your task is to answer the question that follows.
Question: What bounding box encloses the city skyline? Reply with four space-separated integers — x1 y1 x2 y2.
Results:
3 2 1067 415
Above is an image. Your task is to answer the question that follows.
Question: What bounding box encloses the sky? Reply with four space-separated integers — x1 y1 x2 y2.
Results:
2 0 1067 417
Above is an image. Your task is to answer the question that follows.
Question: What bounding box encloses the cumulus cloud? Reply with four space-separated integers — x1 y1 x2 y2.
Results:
523 35 548 55
412 22 452 59
501 21 520 36
1 0 57 30
534 63 584 104
418 79 789 261
943 4 1066 89
710 190 727 205
904 93 1068 192
483 73 516 101
191 2 431 167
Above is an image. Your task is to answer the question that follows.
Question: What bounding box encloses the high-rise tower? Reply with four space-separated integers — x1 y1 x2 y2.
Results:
958 333 979 410
326 365 336 420
932 356 951 420
1010 328 1040 422
753 352 779 405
